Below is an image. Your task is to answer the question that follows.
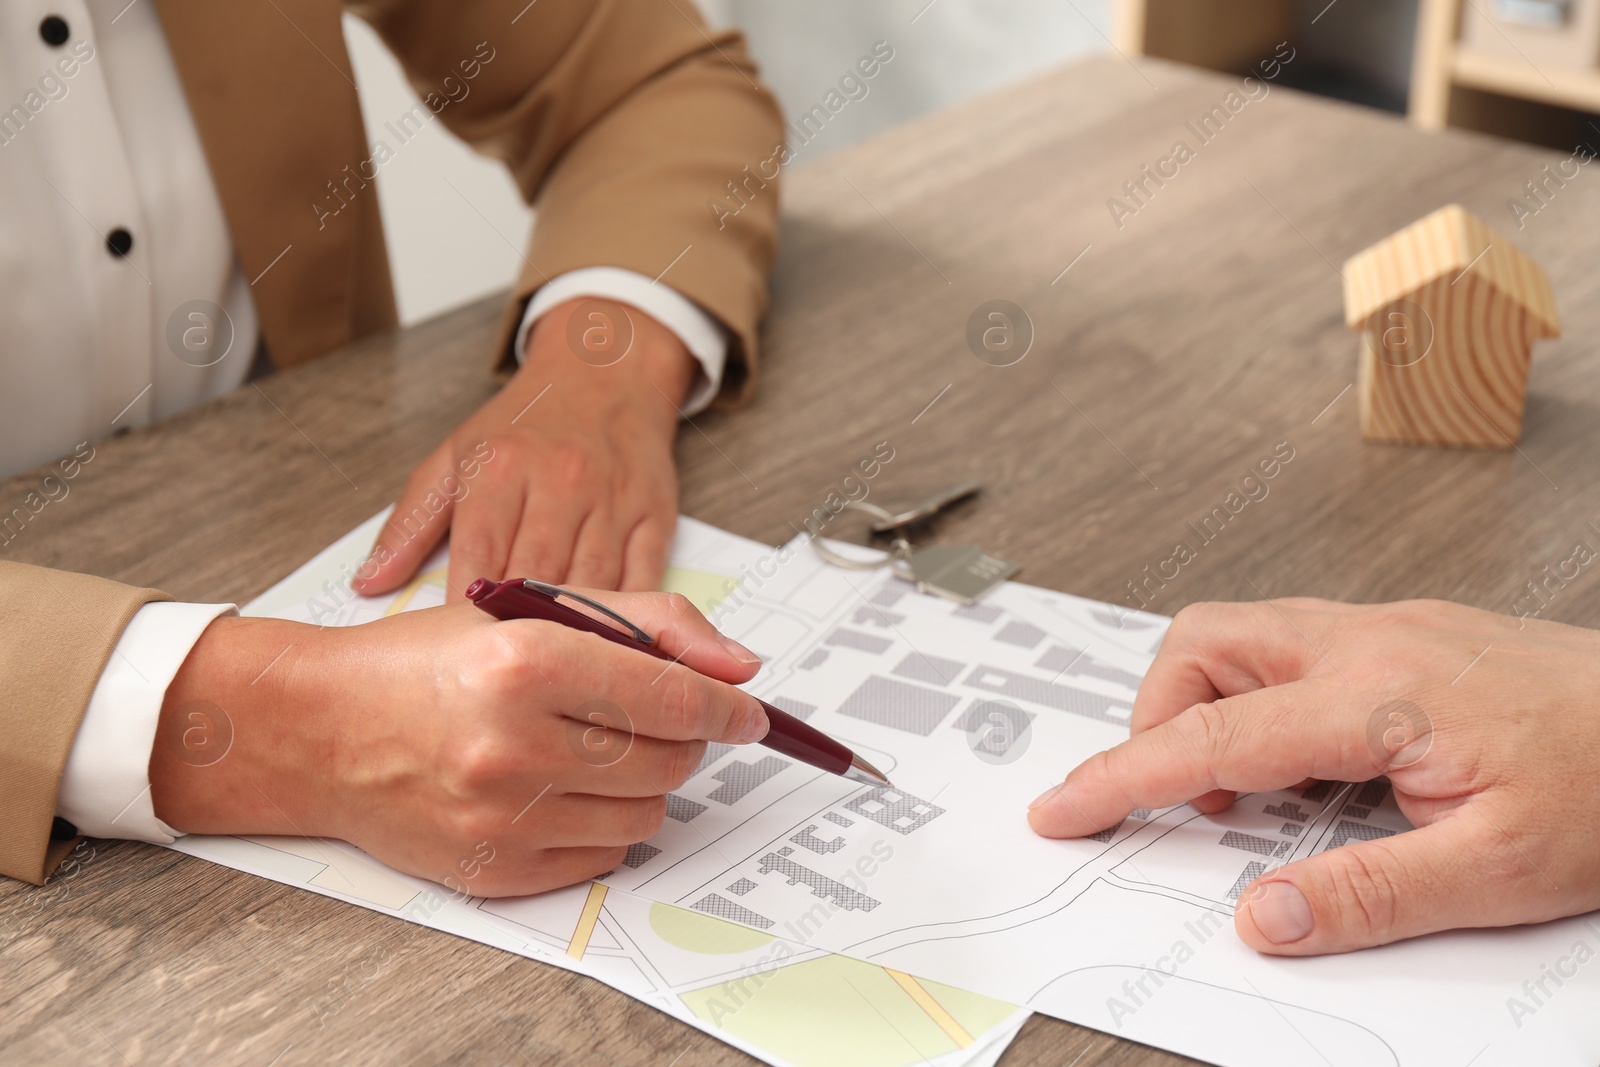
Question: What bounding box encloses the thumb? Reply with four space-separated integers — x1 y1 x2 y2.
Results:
1235 817 1505 955
352 454 457 597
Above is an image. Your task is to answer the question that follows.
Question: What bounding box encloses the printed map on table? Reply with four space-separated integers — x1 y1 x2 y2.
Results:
179 511 1600 1067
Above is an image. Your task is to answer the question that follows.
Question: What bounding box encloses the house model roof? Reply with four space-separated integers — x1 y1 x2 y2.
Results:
1341 204 1559 336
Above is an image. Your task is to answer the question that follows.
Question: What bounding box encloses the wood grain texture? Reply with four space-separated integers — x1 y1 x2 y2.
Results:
1344 205 1559 448
4 54 1600 1066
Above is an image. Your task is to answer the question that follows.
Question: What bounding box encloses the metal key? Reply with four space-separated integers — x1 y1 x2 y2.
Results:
868 480 982 533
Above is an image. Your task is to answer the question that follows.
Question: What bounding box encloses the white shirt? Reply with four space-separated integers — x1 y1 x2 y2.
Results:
7 1 728 843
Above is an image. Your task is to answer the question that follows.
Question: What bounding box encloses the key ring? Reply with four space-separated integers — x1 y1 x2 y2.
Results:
808 501 913 570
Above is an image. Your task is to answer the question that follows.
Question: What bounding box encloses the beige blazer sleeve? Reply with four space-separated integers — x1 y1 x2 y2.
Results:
349 0 785 407
0 564 170 884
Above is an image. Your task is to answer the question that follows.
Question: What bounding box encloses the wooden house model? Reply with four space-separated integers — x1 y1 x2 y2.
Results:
1342 204 1559 449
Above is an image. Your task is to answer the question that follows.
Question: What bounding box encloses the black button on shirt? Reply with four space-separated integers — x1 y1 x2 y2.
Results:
40 15 69 46
107 228 134 258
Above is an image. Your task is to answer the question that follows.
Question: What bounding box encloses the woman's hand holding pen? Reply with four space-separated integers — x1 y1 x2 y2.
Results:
149 592 768 896
1029 598 1600 956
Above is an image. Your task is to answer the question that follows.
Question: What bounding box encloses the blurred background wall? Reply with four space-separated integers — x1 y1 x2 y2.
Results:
345 0 1597 327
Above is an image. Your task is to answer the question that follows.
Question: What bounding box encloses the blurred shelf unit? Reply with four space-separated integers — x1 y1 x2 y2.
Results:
1117 0 1600 147
1114 0 1416 114
1114 0 1295 77
1414 0 1600 125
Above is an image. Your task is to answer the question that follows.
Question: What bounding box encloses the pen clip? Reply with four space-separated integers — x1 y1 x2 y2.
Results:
520 580 656 645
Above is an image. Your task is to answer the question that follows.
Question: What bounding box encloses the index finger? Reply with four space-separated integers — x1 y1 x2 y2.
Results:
567 588 764 684
1029 680 1386 838
1131 599 1335 813
353 454 456 597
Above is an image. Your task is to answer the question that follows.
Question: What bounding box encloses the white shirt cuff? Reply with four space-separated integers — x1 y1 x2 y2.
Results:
515 267 730 416
57 601 237 844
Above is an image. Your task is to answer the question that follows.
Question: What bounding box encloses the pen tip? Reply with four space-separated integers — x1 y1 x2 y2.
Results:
846 753 892 787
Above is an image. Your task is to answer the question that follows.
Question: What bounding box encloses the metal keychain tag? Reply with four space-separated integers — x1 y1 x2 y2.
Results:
892 544 1020 605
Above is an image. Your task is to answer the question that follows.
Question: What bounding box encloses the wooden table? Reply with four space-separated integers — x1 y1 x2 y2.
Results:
5 53 1598 1066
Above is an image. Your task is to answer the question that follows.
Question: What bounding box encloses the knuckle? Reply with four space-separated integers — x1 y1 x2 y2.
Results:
1167 602 1214 641
628 796 668 841
569 544 614 578
572 844 627 883
548 444 593 490
1272 595 1330 613
662 592 699 623
477 630 548 694
1087 743 1125 788
478 433 521 463
1327 844 1402 938
441 734 510 795
653 669 703 739
665 741 703 791
1376 600 1423 628
516 551 566 584
1182 700 1237 779
1376 598 1450 631
499 848 564 896
453 528 509 570
1262 598 1328 639
443 802 501 848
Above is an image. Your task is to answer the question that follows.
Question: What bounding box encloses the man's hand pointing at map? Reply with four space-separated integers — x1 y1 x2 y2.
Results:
1028 597 1600 956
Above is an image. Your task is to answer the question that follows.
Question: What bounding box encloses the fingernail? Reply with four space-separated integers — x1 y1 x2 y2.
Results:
1247 881 1314 944
739 701 770 743
719 634 763 665
1029 784 1063 810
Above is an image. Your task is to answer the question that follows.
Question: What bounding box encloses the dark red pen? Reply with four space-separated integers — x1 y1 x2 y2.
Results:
465 577 892 786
